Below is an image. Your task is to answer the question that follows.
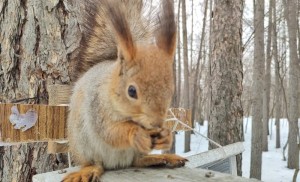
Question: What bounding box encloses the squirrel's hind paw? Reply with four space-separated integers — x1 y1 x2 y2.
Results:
62 165 104 182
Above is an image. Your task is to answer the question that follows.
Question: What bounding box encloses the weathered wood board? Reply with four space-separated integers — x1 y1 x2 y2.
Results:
0 103 68 142
48 84 73 106
32 166 260 182
0 103 191 142
186 142 245 169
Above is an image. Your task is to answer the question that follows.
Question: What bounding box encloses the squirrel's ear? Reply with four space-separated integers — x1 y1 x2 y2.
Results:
105 1 136 61
155 0 177 57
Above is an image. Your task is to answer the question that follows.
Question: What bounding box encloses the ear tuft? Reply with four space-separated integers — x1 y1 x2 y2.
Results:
155 0 177 57
104 0 136 61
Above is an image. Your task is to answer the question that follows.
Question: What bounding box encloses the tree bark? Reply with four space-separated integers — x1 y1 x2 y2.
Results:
206 0 213 122
273 0 281 149
262 0 273 152
0 0 81 102
250 0 265 179
208 0 244 176
0 142 69 182
284 0 300 169
0 0 81 180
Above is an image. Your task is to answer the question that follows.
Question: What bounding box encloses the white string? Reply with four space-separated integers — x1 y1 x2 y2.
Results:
166 109 223 148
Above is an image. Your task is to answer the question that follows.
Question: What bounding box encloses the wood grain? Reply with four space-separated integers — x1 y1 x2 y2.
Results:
32 167 259 182
48 84 72 106
0 103 68 142
0 103 191 142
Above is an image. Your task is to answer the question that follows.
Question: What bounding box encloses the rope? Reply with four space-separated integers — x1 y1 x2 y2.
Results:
167 108 223 148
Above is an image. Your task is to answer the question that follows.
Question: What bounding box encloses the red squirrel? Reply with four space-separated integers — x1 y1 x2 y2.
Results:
64 0 186 181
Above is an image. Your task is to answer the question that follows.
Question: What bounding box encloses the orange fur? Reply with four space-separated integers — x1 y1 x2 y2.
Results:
63 165 104 182
66 0 185 181
133 154 188 168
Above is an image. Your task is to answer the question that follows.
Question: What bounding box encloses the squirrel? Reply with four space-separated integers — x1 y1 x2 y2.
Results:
64 0 187 181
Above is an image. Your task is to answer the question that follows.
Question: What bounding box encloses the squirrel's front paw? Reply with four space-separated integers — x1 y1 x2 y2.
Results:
130 127 153 154
150 128 173 150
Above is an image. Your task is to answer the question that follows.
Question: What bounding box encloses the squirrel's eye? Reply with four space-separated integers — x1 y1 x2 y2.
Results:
128 85 138 99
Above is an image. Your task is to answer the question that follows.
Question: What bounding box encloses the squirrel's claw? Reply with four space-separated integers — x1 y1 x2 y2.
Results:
62 165 103 182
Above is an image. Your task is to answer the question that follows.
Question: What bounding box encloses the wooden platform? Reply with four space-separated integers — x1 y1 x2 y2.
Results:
32 167 259 182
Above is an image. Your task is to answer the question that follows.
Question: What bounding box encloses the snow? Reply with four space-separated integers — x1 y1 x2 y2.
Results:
171 118 297 182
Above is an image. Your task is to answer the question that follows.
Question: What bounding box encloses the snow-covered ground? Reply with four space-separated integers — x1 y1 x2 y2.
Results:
174 118 296 182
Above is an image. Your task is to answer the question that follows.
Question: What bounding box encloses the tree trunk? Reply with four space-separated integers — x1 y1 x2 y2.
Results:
208 0 244 176
262 0 273 152
167 0 177 155
0 142 68 182
273 0 281 149
284 0 300 169
250 0 265 179
191 0 208 127
189 0 194 72
0 0 81 180
181 0 191 153
176 0 181 107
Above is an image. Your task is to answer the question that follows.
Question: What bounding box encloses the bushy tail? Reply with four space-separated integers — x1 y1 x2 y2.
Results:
75 0 156 78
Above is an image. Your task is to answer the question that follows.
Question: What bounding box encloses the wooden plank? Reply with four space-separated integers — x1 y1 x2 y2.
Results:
0 103 5 140
46 105 54 139
52 106 60 139
48 84 72 105
19 104 28 141
38 105 48 140
0 103 68 142
18 104 36 141
59 106 67 139
6 103 13 142
33 104 40 140
230 156 237 176
32 167 260 182
185 142 245 169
